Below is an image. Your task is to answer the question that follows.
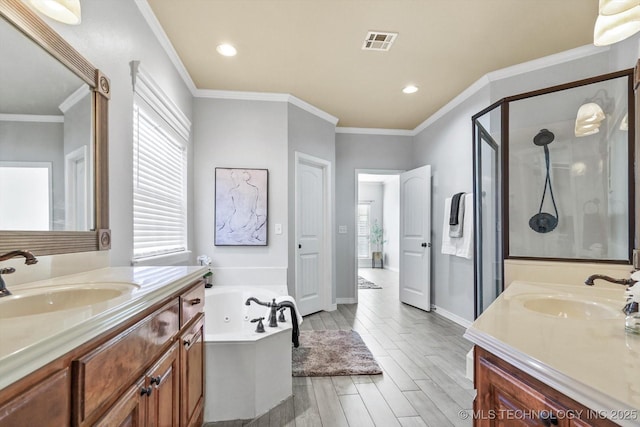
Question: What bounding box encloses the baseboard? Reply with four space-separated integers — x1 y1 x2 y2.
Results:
432 305 473 328
336 297 356 304
385 266 399 272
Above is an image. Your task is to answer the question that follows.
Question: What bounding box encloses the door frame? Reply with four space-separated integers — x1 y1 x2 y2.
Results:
295 151 333 312
353 168 404 304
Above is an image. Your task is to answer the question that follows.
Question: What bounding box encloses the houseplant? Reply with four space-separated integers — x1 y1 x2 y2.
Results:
370 220 386 268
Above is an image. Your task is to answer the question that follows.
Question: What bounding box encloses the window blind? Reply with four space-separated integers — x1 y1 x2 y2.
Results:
357 203 371 258
133 100 187 259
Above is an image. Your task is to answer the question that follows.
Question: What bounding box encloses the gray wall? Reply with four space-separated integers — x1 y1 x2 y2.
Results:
287 104 336 298
193 98 289 270
50 0 194 266
335 133 413 301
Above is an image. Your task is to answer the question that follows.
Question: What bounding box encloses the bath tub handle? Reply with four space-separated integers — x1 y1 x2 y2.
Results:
188 298 201 305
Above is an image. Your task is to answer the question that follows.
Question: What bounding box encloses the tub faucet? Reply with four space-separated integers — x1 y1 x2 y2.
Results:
245 297 279 327
0 250 38 297
584 274 636 287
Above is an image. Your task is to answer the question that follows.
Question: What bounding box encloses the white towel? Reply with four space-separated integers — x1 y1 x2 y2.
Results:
275 295 303 326
441 193 474 259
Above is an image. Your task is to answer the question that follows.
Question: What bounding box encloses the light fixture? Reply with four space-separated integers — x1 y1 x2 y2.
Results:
28 0 81 25
402 85 418 94
575 102 606 136
594 1 640 46
216 44 237 57
620 112 629 130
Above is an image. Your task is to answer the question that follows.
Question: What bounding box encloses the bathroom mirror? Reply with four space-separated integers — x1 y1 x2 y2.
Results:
473 69 634 266
0 0 110 255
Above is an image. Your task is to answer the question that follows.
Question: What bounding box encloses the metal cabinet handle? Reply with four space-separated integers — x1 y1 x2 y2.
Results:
140 386 153 397
189 298 201 305
150 376 161 386
539 411 558 426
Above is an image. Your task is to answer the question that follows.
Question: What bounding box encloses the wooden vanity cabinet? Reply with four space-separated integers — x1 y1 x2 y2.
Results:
474 346 617 427
0 368 71 426
0 278 206 427
179 313 204 427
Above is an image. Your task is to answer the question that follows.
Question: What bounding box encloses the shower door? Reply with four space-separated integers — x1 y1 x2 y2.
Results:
473 110 503 318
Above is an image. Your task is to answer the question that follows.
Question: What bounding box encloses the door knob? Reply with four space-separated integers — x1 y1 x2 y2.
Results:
298 244 302 249
421 242 427 247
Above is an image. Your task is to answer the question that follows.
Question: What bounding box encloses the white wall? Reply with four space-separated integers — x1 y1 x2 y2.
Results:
193 98 289 275
383 176 400 271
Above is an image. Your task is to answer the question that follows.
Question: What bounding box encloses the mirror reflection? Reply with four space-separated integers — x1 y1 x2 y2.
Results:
0 16 94 231
508 74 631 261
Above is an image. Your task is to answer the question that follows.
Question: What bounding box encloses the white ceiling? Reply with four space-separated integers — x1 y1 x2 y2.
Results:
146 0 599 130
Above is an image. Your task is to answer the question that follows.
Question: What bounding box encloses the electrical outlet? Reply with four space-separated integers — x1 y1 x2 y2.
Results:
338 225 347 234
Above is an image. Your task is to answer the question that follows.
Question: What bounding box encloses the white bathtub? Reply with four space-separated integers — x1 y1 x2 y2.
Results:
203 285 293 422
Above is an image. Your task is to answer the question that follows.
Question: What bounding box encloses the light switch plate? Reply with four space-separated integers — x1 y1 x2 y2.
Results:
338 225 347 234
275 223 282 235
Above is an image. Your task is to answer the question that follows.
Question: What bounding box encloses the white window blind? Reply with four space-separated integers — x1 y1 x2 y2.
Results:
357 203 371 258
133 100 187 259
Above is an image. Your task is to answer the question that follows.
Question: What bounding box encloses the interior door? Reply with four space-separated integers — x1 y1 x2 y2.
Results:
399 165 432 311
296 161 325 316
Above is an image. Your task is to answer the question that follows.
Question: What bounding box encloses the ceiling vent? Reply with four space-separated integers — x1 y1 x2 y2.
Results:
362 31 398 51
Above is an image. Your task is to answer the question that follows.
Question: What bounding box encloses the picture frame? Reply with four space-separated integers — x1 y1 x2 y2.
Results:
214 167 268 246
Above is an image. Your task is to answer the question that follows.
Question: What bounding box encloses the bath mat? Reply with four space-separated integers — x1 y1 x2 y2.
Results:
292 330 383 376
358 276 382 289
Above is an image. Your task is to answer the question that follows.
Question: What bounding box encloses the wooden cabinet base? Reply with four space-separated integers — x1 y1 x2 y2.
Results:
474 346 617 427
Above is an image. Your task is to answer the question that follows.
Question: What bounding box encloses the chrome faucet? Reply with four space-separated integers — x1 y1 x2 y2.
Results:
0 250 38 297
584 274 636 287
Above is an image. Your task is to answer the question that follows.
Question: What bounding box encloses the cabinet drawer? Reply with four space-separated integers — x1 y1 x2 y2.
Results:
180 281 204 327
73 299 179 426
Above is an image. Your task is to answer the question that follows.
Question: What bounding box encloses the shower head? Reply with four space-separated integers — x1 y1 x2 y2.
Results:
533 129 554 146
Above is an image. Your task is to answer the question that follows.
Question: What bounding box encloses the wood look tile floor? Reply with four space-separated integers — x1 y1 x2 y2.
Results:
205 268 475 427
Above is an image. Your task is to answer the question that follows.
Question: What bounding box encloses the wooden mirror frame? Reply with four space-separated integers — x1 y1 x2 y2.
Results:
0 0 110 255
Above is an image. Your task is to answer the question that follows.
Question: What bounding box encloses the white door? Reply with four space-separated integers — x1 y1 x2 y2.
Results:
296 161 325 315
399 165 432 311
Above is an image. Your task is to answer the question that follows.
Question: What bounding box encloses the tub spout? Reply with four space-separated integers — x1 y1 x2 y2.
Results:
245 297 269 306
278 301 300 348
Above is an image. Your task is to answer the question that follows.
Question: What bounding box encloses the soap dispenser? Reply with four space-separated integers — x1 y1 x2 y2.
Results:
624 283 640 334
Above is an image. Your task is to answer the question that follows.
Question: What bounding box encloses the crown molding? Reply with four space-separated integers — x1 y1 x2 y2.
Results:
336 127 413 136
195 90 338 125
413 44 609 136
133 0 197 94
0 114 63 123
58 84 90 113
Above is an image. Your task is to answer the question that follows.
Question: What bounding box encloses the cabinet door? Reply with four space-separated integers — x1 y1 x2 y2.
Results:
179 313 204 427
94 377 146 427
0 368 70 427
147 342 179 427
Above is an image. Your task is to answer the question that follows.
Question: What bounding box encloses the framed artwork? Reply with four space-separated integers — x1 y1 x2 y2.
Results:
215 168 268 246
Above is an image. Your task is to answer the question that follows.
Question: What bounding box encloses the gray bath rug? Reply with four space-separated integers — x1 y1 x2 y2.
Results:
358 276 382 289
292 330 383 376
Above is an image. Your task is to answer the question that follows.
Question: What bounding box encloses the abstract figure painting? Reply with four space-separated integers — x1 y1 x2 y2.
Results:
215 168 268 246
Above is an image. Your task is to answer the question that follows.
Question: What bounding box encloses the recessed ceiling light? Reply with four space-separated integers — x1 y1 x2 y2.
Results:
216 44 237 57
402 85 418 94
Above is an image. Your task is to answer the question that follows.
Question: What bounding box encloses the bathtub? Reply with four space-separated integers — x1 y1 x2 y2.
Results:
203 285 293 422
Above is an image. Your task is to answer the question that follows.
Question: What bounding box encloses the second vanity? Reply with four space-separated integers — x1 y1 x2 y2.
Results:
0 266 207 426
465 280 640 427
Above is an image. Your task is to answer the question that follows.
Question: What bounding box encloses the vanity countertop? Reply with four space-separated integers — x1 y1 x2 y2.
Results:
464 280 640 426
0 266 207 390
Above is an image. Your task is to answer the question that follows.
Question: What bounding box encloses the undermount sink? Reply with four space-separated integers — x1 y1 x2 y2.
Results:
517 295 623 320
0 283 138 319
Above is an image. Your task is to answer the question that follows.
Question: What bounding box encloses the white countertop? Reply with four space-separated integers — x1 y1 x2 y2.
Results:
0 266 207 390
464 280 640 427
